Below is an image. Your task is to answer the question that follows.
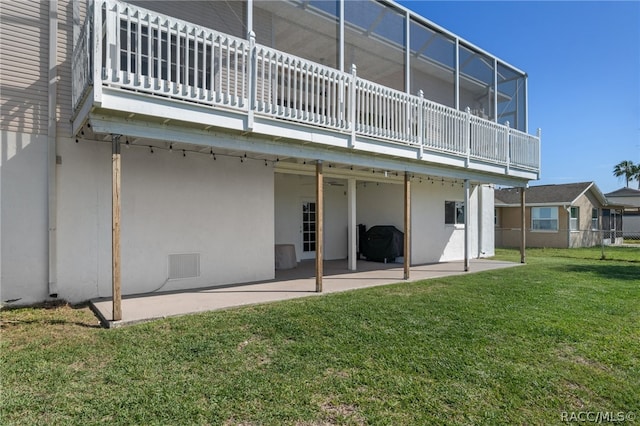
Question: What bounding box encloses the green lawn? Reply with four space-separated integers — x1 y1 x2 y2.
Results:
2 247 639 425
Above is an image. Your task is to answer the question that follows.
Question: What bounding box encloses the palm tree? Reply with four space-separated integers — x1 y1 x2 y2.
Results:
633 164 640 189
613 160 637 187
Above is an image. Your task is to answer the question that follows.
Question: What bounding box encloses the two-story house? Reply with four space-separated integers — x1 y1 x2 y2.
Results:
1 0 540 318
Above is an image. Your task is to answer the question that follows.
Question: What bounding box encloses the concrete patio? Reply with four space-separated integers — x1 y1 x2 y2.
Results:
91 259 521 328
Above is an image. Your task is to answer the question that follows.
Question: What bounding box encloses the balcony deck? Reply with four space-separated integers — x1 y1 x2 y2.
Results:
72 0 540 183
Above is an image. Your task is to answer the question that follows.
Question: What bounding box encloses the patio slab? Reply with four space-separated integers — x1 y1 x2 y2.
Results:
90 259 520 328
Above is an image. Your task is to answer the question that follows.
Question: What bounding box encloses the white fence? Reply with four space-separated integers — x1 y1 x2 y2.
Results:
72 0 540 173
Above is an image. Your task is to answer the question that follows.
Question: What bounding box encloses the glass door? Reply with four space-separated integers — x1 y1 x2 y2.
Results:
301 199 316 260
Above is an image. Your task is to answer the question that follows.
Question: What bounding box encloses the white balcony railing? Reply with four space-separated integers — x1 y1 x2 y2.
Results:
73 0 540 174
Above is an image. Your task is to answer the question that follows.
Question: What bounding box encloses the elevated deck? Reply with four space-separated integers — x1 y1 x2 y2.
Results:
73 0 540 182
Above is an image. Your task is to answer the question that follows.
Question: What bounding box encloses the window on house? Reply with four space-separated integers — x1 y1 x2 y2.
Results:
570 207 579 231
531 207 558 231
445 201 465 225
591 208 599 230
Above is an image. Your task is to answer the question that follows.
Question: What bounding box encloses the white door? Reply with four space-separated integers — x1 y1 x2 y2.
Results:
300 199 316 260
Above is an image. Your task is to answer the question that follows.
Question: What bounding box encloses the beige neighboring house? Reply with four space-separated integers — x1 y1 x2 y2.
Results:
495 182 622 248
604 187 640 238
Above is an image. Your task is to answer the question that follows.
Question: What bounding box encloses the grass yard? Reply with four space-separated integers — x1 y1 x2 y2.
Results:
1 247 639 424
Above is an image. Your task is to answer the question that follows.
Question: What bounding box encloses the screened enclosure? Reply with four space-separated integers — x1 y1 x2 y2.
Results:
251 0 528 131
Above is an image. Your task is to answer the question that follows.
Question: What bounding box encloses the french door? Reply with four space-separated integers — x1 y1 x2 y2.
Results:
300 199 316 260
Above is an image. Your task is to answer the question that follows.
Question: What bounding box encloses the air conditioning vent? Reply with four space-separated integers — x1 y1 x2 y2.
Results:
168 253 200 280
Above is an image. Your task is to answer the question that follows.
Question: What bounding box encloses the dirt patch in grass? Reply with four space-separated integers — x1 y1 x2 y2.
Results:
555 345 612 373
324 368 350 379
319 401 365 425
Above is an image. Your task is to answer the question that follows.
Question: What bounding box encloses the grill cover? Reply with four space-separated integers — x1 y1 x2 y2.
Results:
361 225 404 262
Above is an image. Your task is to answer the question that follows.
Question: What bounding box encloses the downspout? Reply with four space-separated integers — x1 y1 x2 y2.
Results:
48 0 58 297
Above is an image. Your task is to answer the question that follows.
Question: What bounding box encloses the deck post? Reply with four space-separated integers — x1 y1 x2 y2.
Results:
93 0 103 103
349 64 357 148
247 30 256 131
246 0 253 36
404 172 411 280
316 161 323 292
465 107 471 168
417 90 424 159
464 179 470 271
520 186 526 264
347 178 357 271
505 121 510 175
112 135 122 321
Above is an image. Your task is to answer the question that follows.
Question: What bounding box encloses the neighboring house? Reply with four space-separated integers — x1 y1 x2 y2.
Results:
495 182 622 248
1 0 541 309
604 187 640 238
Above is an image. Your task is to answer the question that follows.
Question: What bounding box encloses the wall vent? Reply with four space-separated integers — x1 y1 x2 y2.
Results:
168 253 200 280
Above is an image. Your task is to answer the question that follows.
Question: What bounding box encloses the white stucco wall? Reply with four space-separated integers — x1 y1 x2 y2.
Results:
55 137 274 302
478 184 495 257
274 173 347 261
356 182 404 231
352 180 494 265
411 181 468 263
1 131 49 305
2 130 498 306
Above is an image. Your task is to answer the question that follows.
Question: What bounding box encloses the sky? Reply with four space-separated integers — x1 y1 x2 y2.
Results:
397 0 640 193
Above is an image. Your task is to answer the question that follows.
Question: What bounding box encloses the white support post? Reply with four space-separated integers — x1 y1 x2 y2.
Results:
316 161 324 292
464 179 470 271
493 58 498 122
247 30 256 130
505 120 510 174
247 0 253 37
405 10 410 94
455 38 460 110
347 178 357 271
536 128 542 179
349 64 357 148
418 90 424 159
404 172 411 280
93 0 103 103
465 107 471 168
339 0 344 72
524 76 529 133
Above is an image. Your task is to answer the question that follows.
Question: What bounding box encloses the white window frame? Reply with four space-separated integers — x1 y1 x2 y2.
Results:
531 207 558 232
570 207 579 232
591 208 599 230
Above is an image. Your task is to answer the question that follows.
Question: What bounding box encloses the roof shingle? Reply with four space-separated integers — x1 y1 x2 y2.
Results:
495 182 594 205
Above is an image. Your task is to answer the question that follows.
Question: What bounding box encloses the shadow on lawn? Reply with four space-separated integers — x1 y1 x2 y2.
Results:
0 301 102 329
555 262 640 281
0 318 101 329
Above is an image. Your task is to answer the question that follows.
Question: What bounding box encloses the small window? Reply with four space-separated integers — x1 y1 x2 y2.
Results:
570 207 579 231
591 208 599 230
445 201 465 225
531 207 558 231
